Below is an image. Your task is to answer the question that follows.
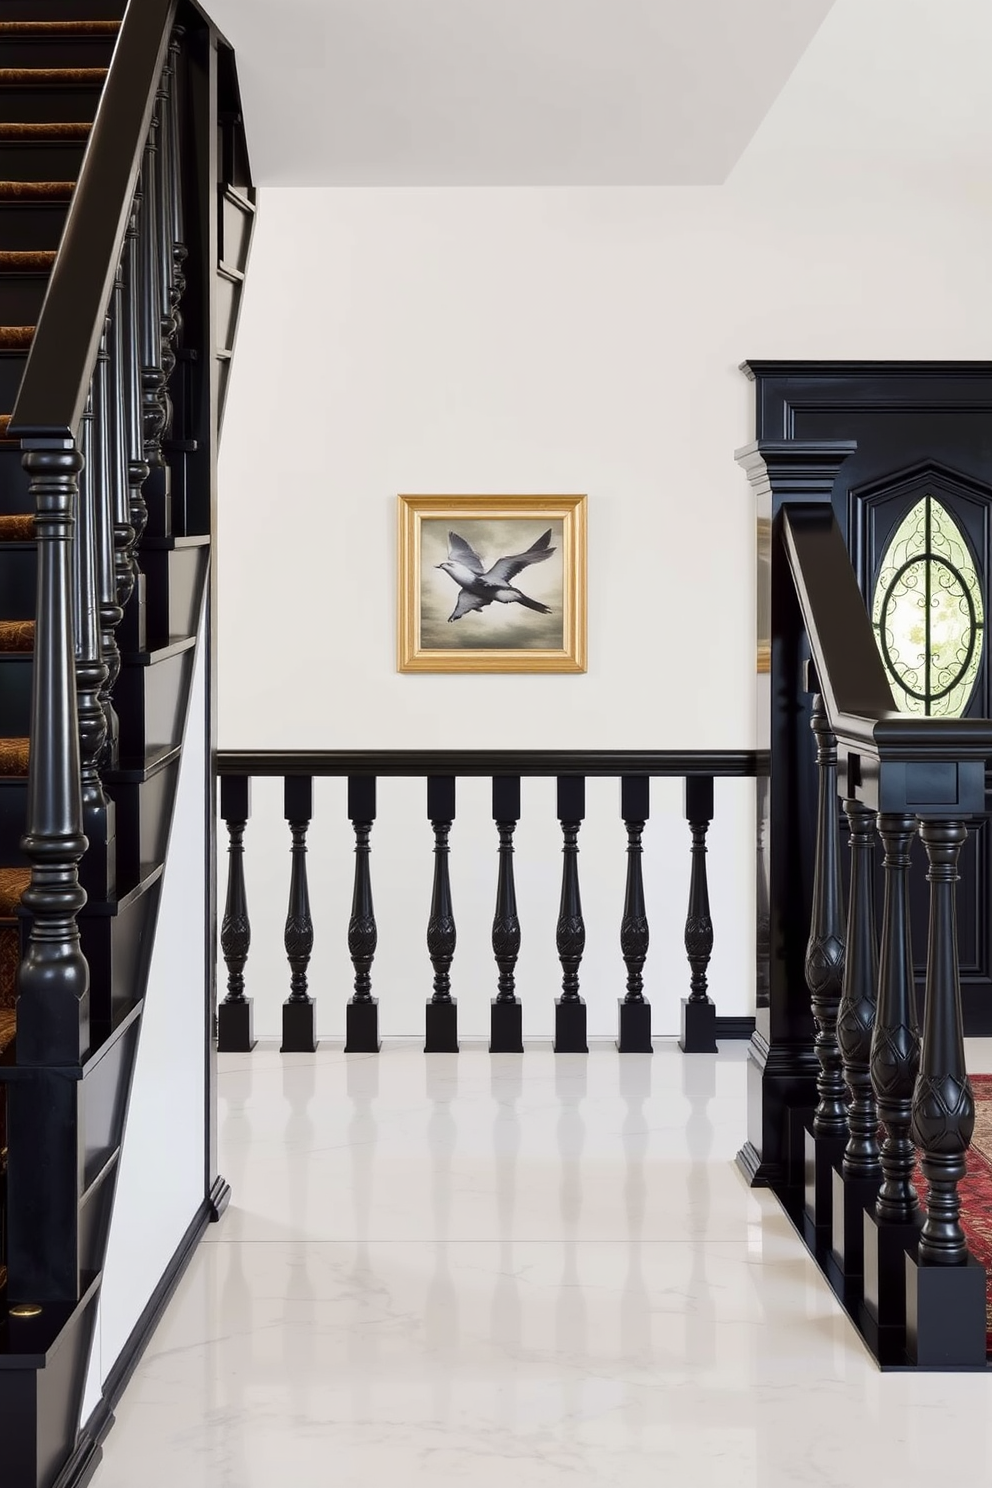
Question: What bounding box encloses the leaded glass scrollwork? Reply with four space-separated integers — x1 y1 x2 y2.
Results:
871 495 984 718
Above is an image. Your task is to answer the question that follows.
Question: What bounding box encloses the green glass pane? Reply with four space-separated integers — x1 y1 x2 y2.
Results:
871 495 984 718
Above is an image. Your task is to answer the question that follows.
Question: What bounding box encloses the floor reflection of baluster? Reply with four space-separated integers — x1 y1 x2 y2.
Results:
555 1057 587 1425
425 1056 459 1424
618 775 652 1053
282 1058 316 1383
683 1054 717 1366
425 776 458 1053
347 1055 380 1425
619 1052 652 1447
490 775 523 1053
490 1055 523 1435
345 776 380 1053
281 775 316 1053
218 774 254 1052
555 776 588 1053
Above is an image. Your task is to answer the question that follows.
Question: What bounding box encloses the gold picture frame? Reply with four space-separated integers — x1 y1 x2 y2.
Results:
398 494 587 673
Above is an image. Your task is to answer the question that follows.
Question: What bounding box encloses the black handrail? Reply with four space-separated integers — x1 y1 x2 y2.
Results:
216 749 764 778
782 508 992 763
8 0 176 441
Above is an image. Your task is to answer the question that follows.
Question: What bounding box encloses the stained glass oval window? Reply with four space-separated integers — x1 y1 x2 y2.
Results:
871 495 984 718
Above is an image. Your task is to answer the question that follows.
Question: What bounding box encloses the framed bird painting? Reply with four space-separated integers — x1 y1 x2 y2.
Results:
397 495 587 673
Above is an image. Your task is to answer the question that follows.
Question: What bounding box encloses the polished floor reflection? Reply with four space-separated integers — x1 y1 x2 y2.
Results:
91 1042 992 1487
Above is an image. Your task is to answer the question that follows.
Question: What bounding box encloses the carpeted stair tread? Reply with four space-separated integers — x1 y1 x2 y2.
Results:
0 415 10 441
0 1004 14 1051
0 326 34 349
0 180 74 199
0 68 108 85
0 515 33 539
0 867 29 919
0 620 33 651
0 739 28 777
0 251 56 272
0 121 91 139
0 21 120 36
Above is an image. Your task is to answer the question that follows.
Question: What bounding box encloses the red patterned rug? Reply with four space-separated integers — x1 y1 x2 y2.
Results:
913 1072 992 1353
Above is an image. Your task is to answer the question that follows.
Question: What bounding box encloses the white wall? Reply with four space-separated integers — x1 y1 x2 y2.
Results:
215 0 992 1038
82 615 209 1419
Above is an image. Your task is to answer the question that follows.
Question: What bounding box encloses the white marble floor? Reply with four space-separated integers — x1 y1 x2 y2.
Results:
90 1041 992 1488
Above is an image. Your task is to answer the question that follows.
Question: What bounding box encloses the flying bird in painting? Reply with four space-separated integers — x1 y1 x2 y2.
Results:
438 529 556 622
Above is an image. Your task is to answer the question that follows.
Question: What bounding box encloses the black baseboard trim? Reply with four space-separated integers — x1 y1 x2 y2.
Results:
59 1182 226 1488
715 1016 756 1039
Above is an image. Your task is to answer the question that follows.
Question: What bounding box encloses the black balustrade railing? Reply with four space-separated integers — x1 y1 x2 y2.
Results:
215 750 762 1057
778 503 992 1368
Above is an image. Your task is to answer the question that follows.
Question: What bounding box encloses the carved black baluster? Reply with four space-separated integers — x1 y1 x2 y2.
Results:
864 812 921 1331
281 775 316 1054
17 446 90 1066
832 797 881 1276
680 775 716 1053
217 774 254 1053
802 685 848 1229
554 776 587 1054
138 102 170 539
124 194 150 563
110 254 136 616
71 392 113 907
424 776 458 1053
618 775 652 1053
94 317 123 774
490 774 523 1054
345 776 380 1053
906 818 986 1367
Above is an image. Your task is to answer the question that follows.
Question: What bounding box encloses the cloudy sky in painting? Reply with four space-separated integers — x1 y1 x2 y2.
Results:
420 518 564 650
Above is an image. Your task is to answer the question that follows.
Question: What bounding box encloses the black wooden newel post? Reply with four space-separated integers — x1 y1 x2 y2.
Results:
803 684 848 1230
281 775 316 1053
618 774 652 1053
905 818 986 1367
490 774 523 1054
345 775 380 1053
16 446 90 1067
425 776 458 1052
863 812 921 1332
679 775 716 1053
831 796 880 1277
217 774 254 1052
554 776 587 1054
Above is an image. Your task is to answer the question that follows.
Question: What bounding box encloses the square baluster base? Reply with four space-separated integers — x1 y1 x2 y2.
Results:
617 998 652 1053
678 996 717 1053
217 998 255 1053
425 999 459 1053
281 997 317 1053
863 1210 921 1331
905 1251 988 1368
831 1170 880 1279
490 998 523 1054
345 998 380 1053
554 997 588 1053
804 1126 847 1231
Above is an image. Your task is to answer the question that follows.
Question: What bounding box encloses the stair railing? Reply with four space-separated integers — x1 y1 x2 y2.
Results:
8 0 179 1068
782 505 992 1367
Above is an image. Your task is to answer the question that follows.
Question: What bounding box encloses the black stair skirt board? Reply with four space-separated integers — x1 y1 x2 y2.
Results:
280 997 316 1054
425 998 458 1053
53 1185 227 1488
679 995 717 1053
617 998 652 1052
554 997 587 1054
489 997 523 1054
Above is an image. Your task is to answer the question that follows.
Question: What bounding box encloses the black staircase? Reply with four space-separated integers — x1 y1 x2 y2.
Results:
0 2 254 1482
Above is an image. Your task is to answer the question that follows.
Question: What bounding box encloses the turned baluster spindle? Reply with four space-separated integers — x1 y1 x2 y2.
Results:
93 317 123 771
425 776 458 1053
281 775 316 1053
871 813 921 1224
163 31 187 336
17 446 90 1066
490 774 523 1054
345 776 380 1053
217 774 254 1052
124 196 150 554
138 110 169 490
806 693 848 1138
554 776 587 1054
680 775 717 1053
912 819 974 1266
618 775 652 1053
110 253 136 613
837 799 880 1179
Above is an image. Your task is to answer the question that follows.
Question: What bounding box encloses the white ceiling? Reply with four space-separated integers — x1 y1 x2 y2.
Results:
208 0 836 186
